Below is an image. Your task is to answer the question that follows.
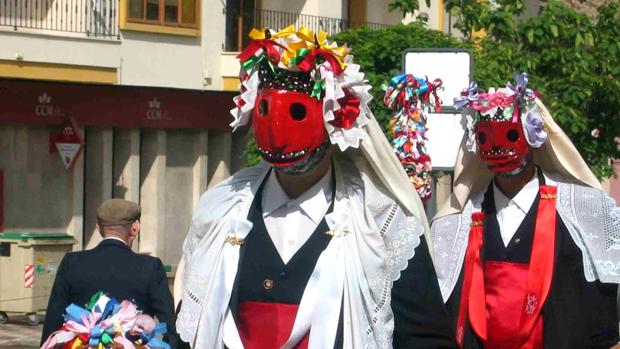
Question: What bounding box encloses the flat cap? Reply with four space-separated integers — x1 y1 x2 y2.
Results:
97 199 141 226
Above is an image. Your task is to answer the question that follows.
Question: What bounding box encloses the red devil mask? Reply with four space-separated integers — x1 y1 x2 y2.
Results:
475 118 529 174
252 89 327 168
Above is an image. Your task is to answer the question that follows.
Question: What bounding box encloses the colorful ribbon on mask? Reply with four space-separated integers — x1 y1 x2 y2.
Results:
454 73 540 123
295 27 348 75
237 26 294 72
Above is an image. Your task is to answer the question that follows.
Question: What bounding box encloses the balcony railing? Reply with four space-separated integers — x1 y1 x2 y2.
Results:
0 0 119 39
225 7 391 51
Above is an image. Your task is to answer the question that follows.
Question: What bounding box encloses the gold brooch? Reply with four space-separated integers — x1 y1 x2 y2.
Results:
540 193 557 200
224 236 245 246
470 221 483 227
324 229 350 237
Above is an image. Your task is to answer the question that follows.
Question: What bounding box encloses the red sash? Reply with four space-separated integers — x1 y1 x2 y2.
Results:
456 185 557 349
237 301 309 349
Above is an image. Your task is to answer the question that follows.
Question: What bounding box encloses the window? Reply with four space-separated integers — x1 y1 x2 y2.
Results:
127 0 198 28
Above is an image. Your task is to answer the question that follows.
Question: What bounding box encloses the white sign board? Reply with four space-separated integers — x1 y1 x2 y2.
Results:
403 50 472 111
403 49 472 169
425 113 465 170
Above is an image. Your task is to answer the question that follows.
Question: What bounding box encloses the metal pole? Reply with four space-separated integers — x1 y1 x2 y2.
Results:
237 0 244 51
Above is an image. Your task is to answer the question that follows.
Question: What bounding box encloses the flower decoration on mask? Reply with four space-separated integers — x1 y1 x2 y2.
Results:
384 74 443 202
230 25 373 171
453 73 547 174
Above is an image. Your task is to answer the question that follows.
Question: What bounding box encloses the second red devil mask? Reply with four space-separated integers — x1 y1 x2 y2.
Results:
475 117 530 174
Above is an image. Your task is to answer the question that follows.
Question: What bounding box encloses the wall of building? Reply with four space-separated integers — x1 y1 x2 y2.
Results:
365 1 403 26
0 125 79 234
260 0 346 18
202 0 228 90
119 31 204 89
0 26 205 90
0 32 121 70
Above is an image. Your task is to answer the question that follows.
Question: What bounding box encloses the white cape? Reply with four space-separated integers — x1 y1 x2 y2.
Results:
177 154 426 349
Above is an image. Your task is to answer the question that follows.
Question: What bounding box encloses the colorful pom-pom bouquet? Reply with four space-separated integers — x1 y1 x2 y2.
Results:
41 291 170 349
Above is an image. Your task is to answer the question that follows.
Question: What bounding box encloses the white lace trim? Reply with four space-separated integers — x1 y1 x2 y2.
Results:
360 202 424 348
431 181 620 302
558 182 620 282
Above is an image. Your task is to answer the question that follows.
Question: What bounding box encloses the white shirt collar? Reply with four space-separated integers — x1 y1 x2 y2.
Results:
493 169 539 214
262 166 334 225
102 236 129 246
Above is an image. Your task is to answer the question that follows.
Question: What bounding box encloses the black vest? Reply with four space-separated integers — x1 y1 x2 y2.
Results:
233 182 333 307
228 175 344 348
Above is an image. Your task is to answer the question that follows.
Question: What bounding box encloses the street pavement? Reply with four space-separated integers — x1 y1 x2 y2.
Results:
0 313 42 348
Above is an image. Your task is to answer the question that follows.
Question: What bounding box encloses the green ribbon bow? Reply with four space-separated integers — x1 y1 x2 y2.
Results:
311 79 325 99
241 55 275 73
289 48 311 66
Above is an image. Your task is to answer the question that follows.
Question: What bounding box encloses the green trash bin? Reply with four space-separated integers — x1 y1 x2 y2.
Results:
0 232 75 325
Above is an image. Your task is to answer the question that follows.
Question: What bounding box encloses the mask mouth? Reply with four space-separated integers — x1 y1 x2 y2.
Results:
480 148 518 164
480 148 516 158
258 147 309 165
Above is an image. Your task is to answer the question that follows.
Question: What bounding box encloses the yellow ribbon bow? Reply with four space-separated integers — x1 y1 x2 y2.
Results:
248 25 295 40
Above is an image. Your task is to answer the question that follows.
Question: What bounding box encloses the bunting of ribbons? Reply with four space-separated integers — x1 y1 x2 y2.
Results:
384 74 442 202
41 292 171 349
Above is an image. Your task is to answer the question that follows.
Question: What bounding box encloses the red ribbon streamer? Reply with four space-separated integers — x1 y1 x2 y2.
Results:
237 39 288 65
456 211 486 347
429 78 443 113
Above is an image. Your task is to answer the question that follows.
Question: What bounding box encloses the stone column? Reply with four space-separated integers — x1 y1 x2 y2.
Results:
192 130 209 207
207 130 232 188
83 127 114 250
67 125 85 251
113 128 141 252
139 129 166 258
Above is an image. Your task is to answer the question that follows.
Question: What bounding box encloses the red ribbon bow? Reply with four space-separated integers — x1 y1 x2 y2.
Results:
297 49 344 75
329 90 360 129
237 39 288 66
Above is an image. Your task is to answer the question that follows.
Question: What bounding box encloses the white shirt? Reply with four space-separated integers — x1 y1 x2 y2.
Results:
262 167 333 264
493 171 539 247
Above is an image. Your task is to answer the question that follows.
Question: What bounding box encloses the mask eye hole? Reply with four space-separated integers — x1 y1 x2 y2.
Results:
289 103 307 121
507 129 520 142
259 100 268 116
477 132 487 145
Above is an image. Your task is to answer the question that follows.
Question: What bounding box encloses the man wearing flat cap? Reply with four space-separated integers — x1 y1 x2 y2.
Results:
41 199 178 348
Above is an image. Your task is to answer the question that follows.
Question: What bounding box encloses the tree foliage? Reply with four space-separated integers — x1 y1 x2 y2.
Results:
388 0 431 21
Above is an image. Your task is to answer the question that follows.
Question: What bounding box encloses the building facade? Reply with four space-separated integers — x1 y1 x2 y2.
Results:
0 0 404 271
